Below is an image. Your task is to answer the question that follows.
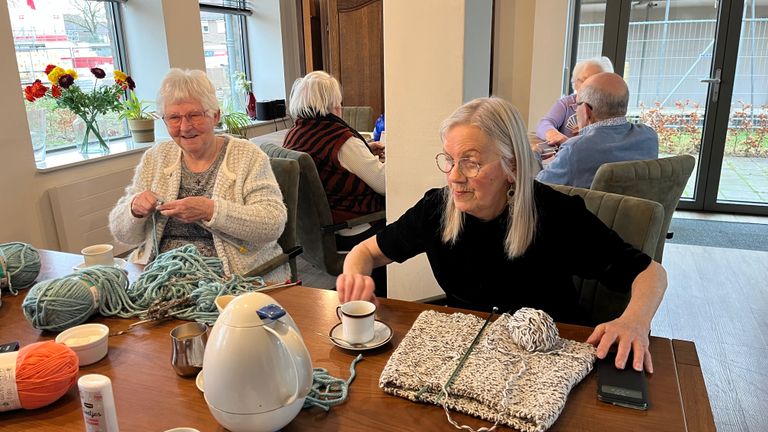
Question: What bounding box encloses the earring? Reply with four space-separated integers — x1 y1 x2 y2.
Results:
506 184 516 208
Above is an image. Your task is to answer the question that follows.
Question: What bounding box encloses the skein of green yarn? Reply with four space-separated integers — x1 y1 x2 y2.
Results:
0 242 42 293
22 266 129 332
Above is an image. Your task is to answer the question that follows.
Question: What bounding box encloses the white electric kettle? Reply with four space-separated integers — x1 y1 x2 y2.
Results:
203 292 313 432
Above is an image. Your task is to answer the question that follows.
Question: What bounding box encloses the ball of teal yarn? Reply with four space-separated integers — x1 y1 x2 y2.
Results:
21 266 128 332
0 242 41 290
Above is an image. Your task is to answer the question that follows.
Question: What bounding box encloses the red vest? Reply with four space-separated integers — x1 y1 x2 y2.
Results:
284 117 385 223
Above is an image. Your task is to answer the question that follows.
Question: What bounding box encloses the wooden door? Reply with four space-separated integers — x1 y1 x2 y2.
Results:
323 0 384 122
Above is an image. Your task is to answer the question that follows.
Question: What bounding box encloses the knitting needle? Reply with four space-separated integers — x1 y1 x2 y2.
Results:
255 280 301 292
416 306 498 403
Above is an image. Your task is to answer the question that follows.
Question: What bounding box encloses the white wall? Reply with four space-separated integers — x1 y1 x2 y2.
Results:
492 0 568 130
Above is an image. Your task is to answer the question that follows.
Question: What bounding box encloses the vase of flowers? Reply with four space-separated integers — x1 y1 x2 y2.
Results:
23 64 135 154
235 72 257 120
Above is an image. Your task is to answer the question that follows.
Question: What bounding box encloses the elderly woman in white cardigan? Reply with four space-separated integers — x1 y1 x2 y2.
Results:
109 68 288 281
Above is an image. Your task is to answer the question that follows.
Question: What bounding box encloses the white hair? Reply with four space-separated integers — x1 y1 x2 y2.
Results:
439 97 539 258
288 71 342 118
155 68 219 116
573 56 614 77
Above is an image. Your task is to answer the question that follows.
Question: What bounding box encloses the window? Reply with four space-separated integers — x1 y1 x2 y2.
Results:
12 0 128 153
199 1 252 114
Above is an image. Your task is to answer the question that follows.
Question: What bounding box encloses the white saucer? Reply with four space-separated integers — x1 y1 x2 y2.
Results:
196 370 204 393
73 257 127 271
329 320 393 351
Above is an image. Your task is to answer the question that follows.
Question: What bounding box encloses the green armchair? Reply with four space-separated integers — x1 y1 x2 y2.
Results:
590 155 696 262
551 185 664 325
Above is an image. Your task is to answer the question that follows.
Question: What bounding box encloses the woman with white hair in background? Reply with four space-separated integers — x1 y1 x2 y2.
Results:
337 97 667 373
283 70 385 253
109 68 289 281
536 56 614 146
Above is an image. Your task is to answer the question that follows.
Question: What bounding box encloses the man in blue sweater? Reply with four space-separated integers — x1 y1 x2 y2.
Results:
537 72 658 188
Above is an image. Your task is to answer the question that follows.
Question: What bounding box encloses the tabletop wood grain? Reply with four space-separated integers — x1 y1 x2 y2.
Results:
0 250 715 431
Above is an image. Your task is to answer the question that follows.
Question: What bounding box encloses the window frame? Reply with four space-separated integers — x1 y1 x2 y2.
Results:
199 1 253 112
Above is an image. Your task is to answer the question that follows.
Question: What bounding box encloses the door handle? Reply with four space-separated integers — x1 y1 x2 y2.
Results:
701 68 721 103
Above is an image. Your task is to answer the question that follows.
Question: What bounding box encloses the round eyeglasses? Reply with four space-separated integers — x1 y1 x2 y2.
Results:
435 153 489 178
162 111 210 128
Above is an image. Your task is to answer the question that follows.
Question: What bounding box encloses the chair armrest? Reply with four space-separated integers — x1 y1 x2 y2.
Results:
243 246 304 279
321 210 386 234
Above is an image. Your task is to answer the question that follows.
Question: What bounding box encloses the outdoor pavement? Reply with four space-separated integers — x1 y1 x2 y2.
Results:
676 155 768 203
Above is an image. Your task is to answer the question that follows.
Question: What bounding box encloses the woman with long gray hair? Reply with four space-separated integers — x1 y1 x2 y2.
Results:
336 97 667 373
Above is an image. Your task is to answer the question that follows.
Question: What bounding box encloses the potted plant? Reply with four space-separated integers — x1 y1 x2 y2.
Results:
119 91 157 143
218 100 251 137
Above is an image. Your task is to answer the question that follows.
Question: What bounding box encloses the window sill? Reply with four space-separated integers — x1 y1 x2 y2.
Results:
36 137 157 173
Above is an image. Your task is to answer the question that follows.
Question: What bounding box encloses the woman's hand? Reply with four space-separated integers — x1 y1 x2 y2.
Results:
130 191 162 218
544 129 568 146
587 317 653 373
336 273 377 305
157 197 214 223
369 141 386 162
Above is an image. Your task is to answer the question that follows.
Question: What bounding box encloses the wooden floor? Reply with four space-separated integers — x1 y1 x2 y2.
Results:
297 240 768 432
653 242 768 432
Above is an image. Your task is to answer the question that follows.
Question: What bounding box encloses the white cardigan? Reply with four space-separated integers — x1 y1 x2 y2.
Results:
109 136 289 281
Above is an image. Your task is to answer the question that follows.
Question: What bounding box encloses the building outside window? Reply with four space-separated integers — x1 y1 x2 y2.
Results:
11 0 128 153
199 1 251 115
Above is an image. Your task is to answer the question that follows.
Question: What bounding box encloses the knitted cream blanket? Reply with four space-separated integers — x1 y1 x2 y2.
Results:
379 310 596 432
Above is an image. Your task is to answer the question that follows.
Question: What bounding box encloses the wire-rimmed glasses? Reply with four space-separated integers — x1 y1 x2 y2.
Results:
162 111 210 128
435 153 487 178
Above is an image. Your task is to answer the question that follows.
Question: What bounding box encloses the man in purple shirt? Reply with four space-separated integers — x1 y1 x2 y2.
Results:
536 72 659 189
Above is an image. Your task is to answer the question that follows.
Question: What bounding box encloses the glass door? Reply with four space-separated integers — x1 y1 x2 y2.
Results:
570 0 768 215
624 1 719 202
715 1 768 207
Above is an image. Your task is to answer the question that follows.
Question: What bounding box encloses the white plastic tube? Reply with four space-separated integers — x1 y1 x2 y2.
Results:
78 374 119 432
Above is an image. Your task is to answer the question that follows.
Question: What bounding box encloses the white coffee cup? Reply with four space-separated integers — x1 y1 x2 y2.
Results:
336 300 376 344
81 244 114 267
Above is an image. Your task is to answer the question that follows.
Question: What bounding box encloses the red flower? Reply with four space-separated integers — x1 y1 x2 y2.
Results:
90 67 106 79
24 86 36 102
23 79 49 101
126 76 136 90
51 85 62 98
58 74 75 89
44 64 56 75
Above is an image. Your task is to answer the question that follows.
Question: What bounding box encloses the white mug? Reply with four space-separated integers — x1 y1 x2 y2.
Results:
336 300 376 344
81 244 114 267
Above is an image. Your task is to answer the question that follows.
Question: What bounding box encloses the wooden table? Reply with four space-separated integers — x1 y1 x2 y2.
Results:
0 250 715 431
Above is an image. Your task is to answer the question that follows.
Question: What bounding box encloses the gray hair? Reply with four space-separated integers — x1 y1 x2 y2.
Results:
288 71 342 118
573 56 614 77
155 69 219 117
579 76 629 120
438 97 539 258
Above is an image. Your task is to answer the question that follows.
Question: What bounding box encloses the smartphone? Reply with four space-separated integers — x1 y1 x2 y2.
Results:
596 351 648 410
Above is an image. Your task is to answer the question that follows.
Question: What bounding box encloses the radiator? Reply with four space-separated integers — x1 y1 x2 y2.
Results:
48 168 135 255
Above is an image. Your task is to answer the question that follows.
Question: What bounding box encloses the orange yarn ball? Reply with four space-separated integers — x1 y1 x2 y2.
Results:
15 341 79 409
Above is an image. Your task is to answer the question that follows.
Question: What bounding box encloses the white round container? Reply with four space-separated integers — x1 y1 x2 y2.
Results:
56 323 109 366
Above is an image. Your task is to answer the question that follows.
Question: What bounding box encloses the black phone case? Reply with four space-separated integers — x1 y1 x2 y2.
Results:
596 352 648 410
